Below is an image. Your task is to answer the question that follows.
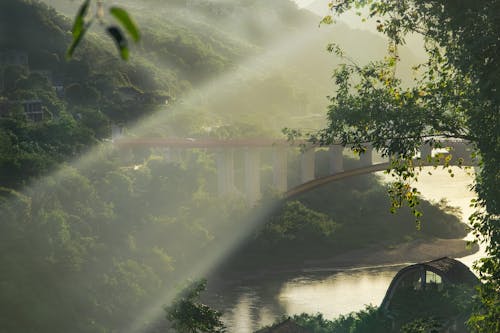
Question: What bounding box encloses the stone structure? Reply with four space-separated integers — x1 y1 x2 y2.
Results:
380 257 479 311
114 138 474 204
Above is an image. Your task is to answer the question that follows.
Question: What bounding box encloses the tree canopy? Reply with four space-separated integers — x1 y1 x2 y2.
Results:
313 1 499 331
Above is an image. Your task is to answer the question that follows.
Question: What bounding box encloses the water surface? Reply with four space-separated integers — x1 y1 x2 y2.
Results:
207 167 483 332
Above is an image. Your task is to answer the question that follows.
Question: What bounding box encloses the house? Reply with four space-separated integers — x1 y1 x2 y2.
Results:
22 99 44 122
0 50 29 68
0 99 44 122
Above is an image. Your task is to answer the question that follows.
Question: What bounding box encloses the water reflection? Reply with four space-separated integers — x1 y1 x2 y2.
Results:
207 167 483 332
208 267 402 332
279 267 401 318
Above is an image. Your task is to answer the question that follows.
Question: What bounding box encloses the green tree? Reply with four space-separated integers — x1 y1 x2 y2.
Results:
165 279 226 333
309 1 499 331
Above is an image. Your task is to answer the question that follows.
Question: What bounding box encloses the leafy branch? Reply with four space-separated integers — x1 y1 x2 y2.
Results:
67 0 140 60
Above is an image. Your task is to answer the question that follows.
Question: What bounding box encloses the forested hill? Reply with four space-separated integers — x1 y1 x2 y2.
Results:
0 0 424 187
39 0 423 136
0 2 470 333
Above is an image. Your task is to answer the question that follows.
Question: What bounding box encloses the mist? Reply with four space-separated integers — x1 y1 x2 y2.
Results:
0 1 479 332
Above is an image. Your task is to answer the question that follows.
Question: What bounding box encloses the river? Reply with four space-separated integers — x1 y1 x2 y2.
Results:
206 167 485 332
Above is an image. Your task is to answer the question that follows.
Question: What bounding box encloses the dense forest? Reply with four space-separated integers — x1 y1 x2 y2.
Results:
0 1 474 332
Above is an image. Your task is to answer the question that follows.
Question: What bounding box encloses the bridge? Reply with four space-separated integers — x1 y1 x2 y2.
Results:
115 137 474 204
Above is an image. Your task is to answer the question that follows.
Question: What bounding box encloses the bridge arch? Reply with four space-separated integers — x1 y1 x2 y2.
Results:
115 137 475 203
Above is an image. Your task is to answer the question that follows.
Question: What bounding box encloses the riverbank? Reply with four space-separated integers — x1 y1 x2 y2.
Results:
216 237 479 279
303 237 479 270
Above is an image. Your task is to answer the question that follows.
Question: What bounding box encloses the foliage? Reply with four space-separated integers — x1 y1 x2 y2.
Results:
308 1 500 331
258 200 338 246
389 284 477 330
401 318 442 333
68 0 140 60
165 279 226 333
276 283 476 333
0 1 487 331
292 306 390 333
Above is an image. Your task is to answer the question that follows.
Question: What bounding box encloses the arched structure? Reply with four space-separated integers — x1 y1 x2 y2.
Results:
114 137 475 203
380 257 479 311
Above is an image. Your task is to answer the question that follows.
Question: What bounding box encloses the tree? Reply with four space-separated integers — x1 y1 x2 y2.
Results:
306 1 499 331
165 279 226 333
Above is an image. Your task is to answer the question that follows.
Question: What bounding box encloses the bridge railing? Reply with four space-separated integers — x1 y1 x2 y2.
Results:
114 137 474 204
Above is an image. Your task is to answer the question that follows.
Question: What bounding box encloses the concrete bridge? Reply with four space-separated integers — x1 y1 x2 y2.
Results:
115 137 474 204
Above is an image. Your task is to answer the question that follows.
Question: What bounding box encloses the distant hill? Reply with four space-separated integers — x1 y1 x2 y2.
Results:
34 0 423 136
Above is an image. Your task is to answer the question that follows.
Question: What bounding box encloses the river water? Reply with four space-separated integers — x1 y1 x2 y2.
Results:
206 167 484 332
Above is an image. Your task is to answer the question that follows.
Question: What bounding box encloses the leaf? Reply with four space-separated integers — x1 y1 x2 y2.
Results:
71 0 90 38
320 15 334 25
107 26 129 60
66 27 88 59
109 7 140 42
66 0 91 59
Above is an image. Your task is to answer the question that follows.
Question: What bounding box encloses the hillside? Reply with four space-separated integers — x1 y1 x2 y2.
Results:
41 0 424 138
0 2 469 332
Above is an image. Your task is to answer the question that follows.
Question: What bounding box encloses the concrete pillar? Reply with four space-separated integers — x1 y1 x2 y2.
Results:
448 141 472 164
300 146 315 183
359 144 373 167
164 148 182 164
420 268 427 290
111 124 123 140
420 143 433 160
216 149 235 195
245 148 260 205
272 147 287 192
329 145 344 174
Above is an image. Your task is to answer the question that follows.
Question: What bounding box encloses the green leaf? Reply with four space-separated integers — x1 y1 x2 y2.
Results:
109 7 140 42
320 15 334 25
66 28 87 59
71 0 90 38
66 0 91 59
107 26 129 60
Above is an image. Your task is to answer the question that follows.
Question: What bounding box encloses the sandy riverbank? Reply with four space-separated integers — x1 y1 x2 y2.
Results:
303 238 479 269
215 237 479 280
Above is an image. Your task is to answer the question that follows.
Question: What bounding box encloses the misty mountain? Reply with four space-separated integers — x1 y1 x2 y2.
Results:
33 0 423 135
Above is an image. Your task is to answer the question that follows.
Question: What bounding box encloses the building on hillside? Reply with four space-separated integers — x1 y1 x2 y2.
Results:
0 50 29 68
0 99 44 122
0 98 10 117
30 69 53 84
22 99 44 122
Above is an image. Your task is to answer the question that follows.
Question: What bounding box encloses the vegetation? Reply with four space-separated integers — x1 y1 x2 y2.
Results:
268 284 476 333
165 279 226 333
306 1 499 331
226 153 469 270
0 0 484 332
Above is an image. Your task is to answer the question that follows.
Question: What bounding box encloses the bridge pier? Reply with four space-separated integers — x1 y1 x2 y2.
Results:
359 144 373 167
329 145 344 174
301 146 315 183
420 143 433 160
111 124 124 141
447 141 473 164
245 148 260 205
216 149 235 195
273 147 288 192
164 148 182 164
